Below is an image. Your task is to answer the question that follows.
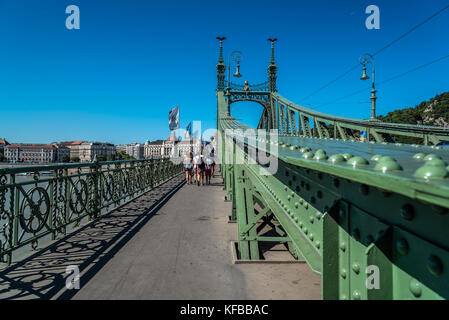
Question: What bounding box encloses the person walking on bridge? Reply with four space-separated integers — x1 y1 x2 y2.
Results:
183 155 193 184
204 155 214 185
193 152 205 186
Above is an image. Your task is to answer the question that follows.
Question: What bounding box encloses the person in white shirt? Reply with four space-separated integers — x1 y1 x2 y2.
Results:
183 156 193 184
193 152 205 186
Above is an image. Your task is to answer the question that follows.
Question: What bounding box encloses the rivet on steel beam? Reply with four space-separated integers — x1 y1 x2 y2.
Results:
413 153 425 160
303 227 308 234
294 216 298 222
309 215 314 223
340 242 346 252
328 154 346 164
371 154 382 161
347 156 369 168
352 262 360 274
352 290 361 300
409 279 422 297
342 153 353 160
414 160 449 180
316 211 321 219
299 221 303 228
400 204 415 221
309 233 314 241
313 149 328 161
303 152 314 159
423 154 442 161
340 268 347 279
295 202 299 208
427 255 444 276
374 157 403 173
396 238 409 255
315 240 320 248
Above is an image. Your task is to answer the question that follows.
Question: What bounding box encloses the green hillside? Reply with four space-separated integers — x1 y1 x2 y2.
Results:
377 91 449 127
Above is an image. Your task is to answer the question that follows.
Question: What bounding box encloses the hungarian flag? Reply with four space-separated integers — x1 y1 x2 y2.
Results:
169 106 179 131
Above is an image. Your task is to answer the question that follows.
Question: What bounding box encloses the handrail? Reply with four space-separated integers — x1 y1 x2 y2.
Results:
0 158 183 268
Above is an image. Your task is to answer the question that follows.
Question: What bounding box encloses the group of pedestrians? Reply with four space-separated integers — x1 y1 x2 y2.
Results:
183 149 215 186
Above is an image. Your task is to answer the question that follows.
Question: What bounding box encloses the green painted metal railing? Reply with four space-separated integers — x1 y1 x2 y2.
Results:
0 158 183 268
269 93 449 145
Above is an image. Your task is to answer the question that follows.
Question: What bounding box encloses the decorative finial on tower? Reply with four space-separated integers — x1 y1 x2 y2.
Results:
267 38 278 92
268 38 278 64
217 37 226 63
216 37 227 92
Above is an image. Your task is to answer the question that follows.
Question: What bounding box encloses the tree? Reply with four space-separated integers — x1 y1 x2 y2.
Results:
71 157 80 163
61 155 70 163
116 151 135 160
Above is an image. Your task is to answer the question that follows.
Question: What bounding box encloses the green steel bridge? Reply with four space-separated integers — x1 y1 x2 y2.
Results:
216 38 449 300
1 39 449 300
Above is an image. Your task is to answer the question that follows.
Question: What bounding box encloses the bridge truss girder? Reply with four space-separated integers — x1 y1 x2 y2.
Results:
220 130 449 299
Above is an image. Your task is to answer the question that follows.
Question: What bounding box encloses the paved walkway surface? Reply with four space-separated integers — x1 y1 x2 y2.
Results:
0 173 321 300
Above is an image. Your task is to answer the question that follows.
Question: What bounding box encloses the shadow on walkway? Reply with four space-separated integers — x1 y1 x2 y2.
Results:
0 175 185 300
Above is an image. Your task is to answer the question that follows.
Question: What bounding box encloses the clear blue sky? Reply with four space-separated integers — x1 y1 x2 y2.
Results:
1 0 448 144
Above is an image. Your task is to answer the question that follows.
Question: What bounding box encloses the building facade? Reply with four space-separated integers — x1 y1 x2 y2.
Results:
79 142 116 162
0 139 9 159
126 143 144 159
143 138 202 159
5 144 57 163
59 141 84 160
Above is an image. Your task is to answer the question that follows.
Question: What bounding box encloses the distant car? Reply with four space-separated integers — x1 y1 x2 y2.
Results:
436 141 449 148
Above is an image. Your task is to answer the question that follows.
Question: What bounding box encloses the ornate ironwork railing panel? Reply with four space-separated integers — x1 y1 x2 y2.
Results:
229 81 269 92
0 158 183 268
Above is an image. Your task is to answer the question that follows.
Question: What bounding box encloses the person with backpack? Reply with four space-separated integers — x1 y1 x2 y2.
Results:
204 156 214 185
193 152 205 186
183 155 193 184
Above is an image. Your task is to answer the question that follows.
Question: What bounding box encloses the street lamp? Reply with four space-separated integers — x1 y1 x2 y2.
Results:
227 51 243 92
359 53 377 121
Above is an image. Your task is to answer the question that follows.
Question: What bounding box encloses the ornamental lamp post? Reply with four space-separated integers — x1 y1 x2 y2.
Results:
227 51 243 93
359 53 377 121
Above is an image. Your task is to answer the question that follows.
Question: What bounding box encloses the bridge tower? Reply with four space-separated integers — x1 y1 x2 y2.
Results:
267 38 278 93
216 37 226 92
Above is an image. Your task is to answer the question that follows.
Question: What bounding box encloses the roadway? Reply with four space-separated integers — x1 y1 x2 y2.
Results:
0 172 321 300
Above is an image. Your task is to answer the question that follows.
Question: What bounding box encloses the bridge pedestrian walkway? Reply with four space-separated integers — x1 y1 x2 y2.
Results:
0 172 321 300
